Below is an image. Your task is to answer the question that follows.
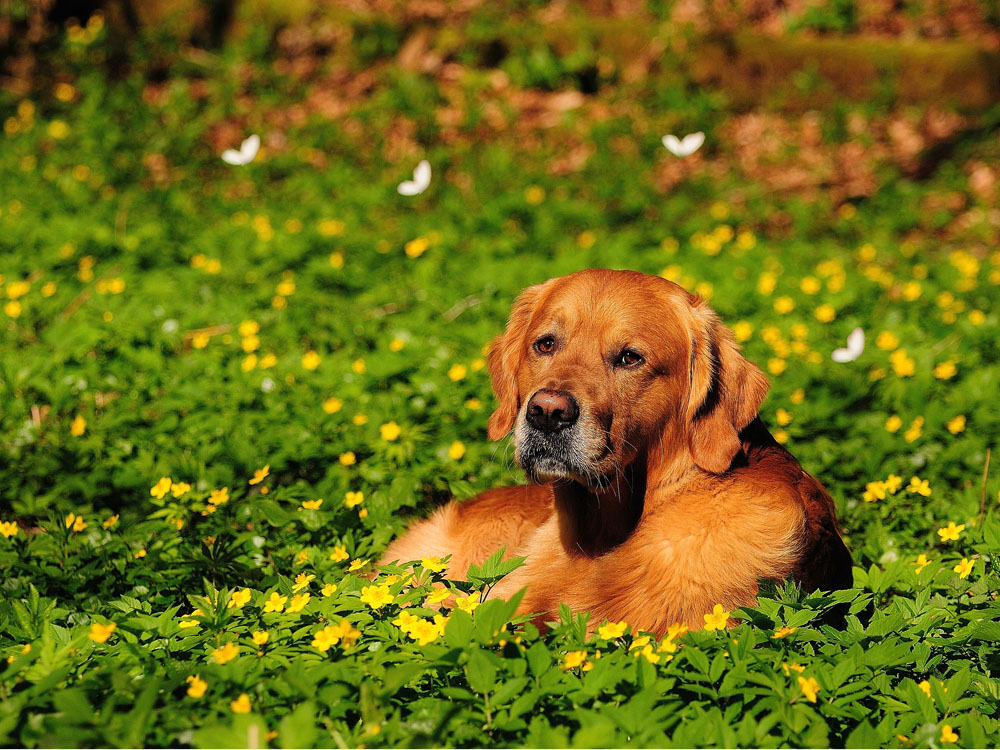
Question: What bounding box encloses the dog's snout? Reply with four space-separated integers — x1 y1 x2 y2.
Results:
526 389 579 433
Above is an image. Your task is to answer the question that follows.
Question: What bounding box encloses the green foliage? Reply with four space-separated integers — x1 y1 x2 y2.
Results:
0 6 999 748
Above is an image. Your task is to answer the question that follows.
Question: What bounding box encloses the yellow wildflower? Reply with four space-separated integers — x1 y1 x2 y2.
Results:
209 487 229 505
339 452 356 466
263 592 287 613
330 545 349 562
562 651 588 670
703 604 730 631
448 364 467 381
448 441 466 460
421 556 447 573
348 558 369 571
227 589 252 609
186 675 207 698
772 626 797 639
380 422 401 441
455 592 480 614
946 415 966 434
360 585 394 610
321 583 337 597
70 415 87 436
322 397 342 414
171 481 191 498
798 676 820 703
933 361 957 380
913 554 931 573
1 521 20 538
302 351 321 370
344 491 364 508
426 588 452 605
248 464 270 485
941 725 958 744
287 593 310 613
300 498 323 510
212 642 239 665
88 622 116 643
150 477 172 499
953 558 974 579
918 680 931 697
598 621 628 640
908 477 931 496
230 694 251 714
885 415 902 433
937 522 965 542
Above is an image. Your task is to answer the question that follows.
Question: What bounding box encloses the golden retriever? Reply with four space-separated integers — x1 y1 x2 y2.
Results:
381 269 852 633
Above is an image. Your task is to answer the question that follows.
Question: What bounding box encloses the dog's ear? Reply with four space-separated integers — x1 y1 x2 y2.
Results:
487 282 548 440
686 299 770 474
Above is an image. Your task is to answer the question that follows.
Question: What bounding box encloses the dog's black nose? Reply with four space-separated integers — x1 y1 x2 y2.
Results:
526 389 579 433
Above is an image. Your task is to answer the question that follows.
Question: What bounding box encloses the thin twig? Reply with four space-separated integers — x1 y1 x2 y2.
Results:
977 448 991 527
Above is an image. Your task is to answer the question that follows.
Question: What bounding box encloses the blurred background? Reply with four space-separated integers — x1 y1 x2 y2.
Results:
1 0 998 563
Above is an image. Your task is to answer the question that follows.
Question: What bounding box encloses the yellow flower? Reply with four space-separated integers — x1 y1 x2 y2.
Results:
330 545 349 562
455 592 480 614
186 675 207 698
732 321 753 342
875 331 899 350
890 349 915 377
209 487 230 505
562 650 588 670
302 350 321 370
937 522 965 542
904 416 924 443
407 618 444 646
773 297 795 314
88 622 116 643
263 592 287 613
940 725 958 744
772 626 797 639
393 611 420 634
883 474 902 494
241 354 257 372
248 464 269 485
525 185 545 204
953 558 974 579
349 558 370 572
240 335 259 353
918 679 931 697
344 491 364 508
4 300 22 318
405 237 429 258
782 663 805 675
798 676 820 703
389 337 405 351
150 477 172 499
300 499 323 510
767 358 786 376
863 481 886 503
465 397 482 410
814 304 835 322
634 644 660 664
933 361 957 380
287 593 311 613
228 589 252 609
322 397 342 414
65 513 87 532
329 251 344 268
321 583 337 597
230 693 251 714
703 604 730 631
1 521 20 538
360 585 394 610
913 554 931 573
885 415 902 432
908 476 931 496
448 364 467 381
171 481 191 498
134 549 146 559
178 619 199 629
421 556 447 573
238 320 259 337
318 218 345 237
380 422 401 441
946 415 966 434
312 620 362 652
800 277 821 294
775 408 792 426
425 587 452 605
212 642 239 665
339 452 356 466
448 441 466 460
352 359 366 374
70 415 87 436
598 621 628 640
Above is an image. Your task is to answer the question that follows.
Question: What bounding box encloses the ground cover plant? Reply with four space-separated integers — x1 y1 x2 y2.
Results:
1 2 999 747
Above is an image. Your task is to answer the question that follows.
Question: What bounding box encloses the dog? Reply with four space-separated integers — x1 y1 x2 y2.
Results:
380 269 852 633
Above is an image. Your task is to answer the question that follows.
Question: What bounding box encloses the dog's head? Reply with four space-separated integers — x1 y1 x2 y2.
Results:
487 269 769 488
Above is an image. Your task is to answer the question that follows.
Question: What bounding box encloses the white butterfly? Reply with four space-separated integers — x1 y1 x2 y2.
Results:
221 134 260 166
661 132 705 158
831 327 865 363
397 160 431 196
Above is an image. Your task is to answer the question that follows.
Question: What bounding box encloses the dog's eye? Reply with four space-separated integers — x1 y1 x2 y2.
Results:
615 348 644 368
534 336 556 354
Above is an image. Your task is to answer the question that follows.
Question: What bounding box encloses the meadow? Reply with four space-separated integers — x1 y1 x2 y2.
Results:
1 3 999 747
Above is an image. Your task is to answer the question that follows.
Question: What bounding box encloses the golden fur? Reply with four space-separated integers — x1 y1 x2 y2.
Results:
380 269 852 633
